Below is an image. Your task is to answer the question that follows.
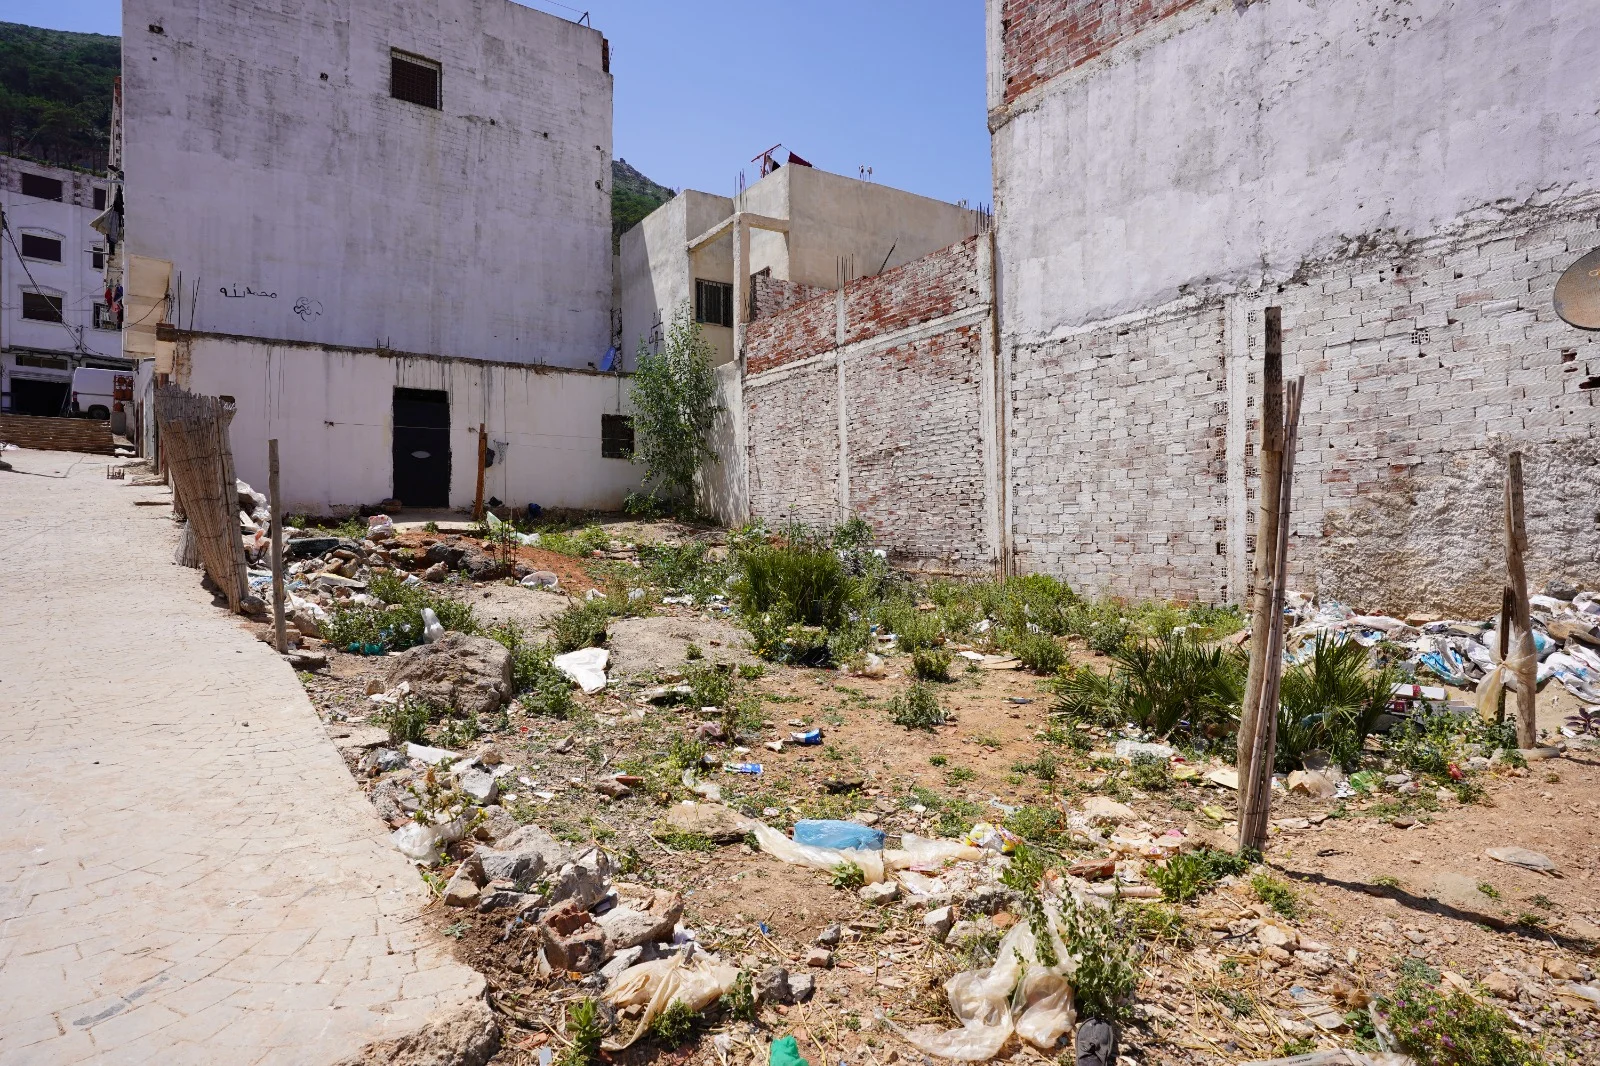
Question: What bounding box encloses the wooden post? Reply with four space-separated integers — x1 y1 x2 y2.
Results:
1240 376 1305 855
1504 451 1536 748
269 439 286 654
1496 585 1512 723
473 422 488 522
1238 307 1283 796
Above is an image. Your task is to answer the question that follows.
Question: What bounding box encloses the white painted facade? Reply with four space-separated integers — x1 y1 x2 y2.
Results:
182 337 639 515
117 0 634 511
123 0 613 366
0 157 123 416
985 0 1600 610
620 164 987 366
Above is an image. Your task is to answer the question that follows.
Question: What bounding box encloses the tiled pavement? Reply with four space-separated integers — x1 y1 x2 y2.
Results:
0 450 484 1064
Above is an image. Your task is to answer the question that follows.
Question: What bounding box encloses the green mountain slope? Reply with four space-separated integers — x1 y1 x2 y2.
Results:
0 22 119 171
612 157 674 249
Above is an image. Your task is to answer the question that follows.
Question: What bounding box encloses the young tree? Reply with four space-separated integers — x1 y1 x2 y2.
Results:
628 303 721 509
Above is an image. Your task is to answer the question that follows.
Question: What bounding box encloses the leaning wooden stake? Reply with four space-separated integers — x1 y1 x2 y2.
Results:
1503 451 1537 748
1495 585 1512 723
473 422 488 522
269 439 286 654
1239 376 1304 856
1238 307 1283 796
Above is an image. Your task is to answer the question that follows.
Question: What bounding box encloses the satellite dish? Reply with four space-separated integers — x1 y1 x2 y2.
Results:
1554 247 1600 330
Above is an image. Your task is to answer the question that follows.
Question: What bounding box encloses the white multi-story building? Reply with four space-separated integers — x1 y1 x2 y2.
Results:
119 0 633 513
0 157 127 417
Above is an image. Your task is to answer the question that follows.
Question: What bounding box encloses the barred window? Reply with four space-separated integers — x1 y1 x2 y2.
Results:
694 278 733 328
601 414 634 460
391 51 441 109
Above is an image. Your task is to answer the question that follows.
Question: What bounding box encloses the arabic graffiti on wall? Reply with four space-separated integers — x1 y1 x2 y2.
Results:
220 284 277 299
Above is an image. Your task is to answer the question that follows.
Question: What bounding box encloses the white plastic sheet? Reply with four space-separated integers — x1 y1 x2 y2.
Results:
553 647 609 694
602 949 739 1049
750 823 887 883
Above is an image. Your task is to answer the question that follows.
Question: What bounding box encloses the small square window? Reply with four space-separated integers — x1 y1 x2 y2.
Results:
92 248 105 270
22 292 64 322
694 278 733 328
21 173 63 201
391 51 441 109
21 234 62 261
601 414 634 460
93 187 107 211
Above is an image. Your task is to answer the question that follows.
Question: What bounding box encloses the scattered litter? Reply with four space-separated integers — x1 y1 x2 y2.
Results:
553 647 609 694
1486 846 1559 874
793 820 885 851
1113 739 1177 761
405 741 461 765
789 728 823 745
421 606 445 643
726 762 763 775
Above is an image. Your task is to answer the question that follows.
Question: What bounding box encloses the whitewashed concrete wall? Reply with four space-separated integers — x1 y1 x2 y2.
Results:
183 337 639 515
122 0 612 369
990 0 1600 612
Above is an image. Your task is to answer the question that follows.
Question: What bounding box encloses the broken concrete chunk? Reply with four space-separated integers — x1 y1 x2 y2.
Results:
858 881 900 906
476 805 519 842
475 823 567 886
815 924 843 948
1082 797 1137 826
804 947 834 969
787 973 816 1003
660 801 748 844
923 906 955 942
1486 846 1558 873
594 883 683 951
756 965 792 1005
457 768 499 805
443 865 481 908
549 848 613 909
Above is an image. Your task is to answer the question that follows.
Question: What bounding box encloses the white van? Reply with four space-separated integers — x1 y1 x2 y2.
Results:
70 367 133 421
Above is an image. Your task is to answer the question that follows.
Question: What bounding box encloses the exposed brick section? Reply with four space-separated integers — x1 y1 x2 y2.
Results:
745 295 835 375
844 238 985 345
743 236 996 573
1000 0 1203 106
1009 195 1600 611
745 365 840 529
750 274 828 322
744 237 985 375
845 326 993 572
1011 305 1229 601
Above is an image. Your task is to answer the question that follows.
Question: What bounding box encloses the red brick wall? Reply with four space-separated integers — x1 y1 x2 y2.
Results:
750 274 828 322
1000 0 1203 105
744 237 984 374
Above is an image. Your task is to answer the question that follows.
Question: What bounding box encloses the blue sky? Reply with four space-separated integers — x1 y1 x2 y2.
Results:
2 0 993 208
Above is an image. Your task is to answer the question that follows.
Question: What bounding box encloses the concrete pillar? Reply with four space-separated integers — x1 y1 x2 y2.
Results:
731 214 751 520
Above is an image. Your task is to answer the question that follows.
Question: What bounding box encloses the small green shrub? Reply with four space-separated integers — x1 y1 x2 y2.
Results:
687 661 733 708
549 599 609 654
1251 873 1299 919
1130 754 1174 791
1379 973 1539 1066
1276 634 1399 772
1053 631 1244 740
722 970 758 1022
539 524 611 558
732 542 856 630
647 1000 700 1048
737 662 766 681
888 682 946 730
654 827 716 852
665 734 707 772
1129 905 1190 945
912 647 953 682
1005 805 1063 842
558 997 604 1066
1003 630 1066 674
1060 896 1139 1024
929 754 948 766
380 699 431 745
830 860 866 890
944 766 976 785
1149 848 1251 904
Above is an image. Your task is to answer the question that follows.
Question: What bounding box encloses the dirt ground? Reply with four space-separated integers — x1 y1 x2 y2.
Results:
290 529 1600 1066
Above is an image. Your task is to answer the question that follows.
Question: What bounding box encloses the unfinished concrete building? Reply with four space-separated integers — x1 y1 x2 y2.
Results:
119 0 634 514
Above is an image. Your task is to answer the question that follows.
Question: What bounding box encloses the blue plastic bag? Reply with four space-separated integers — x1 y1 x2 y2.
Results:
792 819 884 851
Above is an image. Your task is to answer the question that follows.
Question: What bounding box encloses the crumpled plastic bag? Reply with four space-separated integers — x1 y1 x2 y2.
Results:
390 807 475 864
1475 629 1539 723
751 823 887 883
885 834 984 870
886 911 1076 1059
554 647 609 694
602 948 739 1049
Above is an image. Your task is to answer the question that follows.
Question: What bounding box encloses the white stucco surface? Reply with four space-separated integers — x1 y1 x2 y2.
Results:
122 0 612 369
992 0 1600 339
183 337 640 514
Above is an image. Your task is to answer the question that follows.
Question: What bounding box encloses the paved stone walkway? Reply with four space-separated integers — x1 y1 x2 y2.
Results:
0 451 485 1065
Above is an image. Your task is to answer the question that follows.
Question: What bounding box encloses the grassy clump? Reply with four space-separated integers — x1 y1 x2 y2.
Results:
653 827 716 852
1276 634 1400 771
888 681 946 731
687 661 734 708
324 571 478 652
1004 804 1063 843
378 698 431 745
1251 873 1299 919
488 621 577 718
830 860 866 890
1130 754 1174 791
647 1000 701 1047
1053 631 1244 739
549 599 610 654
1061 897 1140 1024
1002 629 1067 674
536 524 611 557
1149 848 1252 904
